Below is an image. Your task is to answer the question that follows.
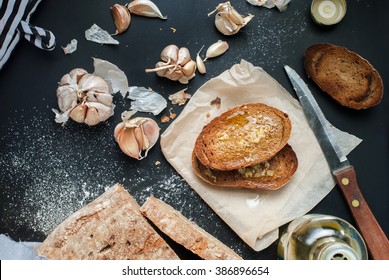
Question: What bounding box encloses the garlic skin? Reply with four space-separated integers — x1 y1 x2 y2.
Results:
128 0 167 19
112 4 131 35
145 45 197 84
209 1 254 35
55 68 114 126
204 40 229 61
114 117 160 160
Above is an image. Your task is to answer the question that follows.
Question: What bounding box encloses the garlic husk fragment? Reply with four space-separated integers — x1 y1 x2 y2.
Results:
209 1 254 35
114 116 160 160
146 45 196 84
168 88 191 106
246 0 291 12
204 40 229 61
61 39 78 54
112 4 131 35
85 24 119 45
196 45 206 74
128 0 167 19
54 68 114 126
93 58 129 97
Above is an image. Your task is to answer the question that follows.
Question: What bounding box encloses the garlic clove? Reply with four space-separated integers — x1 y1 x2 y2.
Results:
141 118 160 151
115 117 160 160
127 0 167 19
112 4 131 35
84 106 101 126
229 6 245 25
196 45 206 74
164 68 184 81
182 60 196 76
114 122 125 141
215 13 239 35
160 44 179 63
79 74 110 94
177 47 191 66
204 40 229 61
69 105 87 123
117 126 141 159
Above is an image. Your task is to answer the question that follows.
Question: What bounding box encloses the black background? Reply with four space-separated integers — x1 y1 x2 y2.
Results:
0 0 388 260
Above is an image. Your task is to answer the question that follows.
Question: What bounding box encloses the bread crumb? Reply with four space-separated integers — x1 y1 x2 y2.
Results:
161 115 170 123
169 108 177 119
206 112 211 118
170 27 177 33
155 161 161 166
211 97 221 109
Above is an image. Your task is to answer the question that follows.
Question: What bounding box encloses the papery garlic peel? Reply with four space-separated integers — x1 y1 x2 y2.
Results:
145 44 196 84
56 68 114 126
114 117 160 160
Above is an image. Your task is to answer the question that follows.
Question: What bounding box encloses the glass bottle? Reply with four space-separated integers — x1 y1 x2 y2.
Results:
278 214 368 260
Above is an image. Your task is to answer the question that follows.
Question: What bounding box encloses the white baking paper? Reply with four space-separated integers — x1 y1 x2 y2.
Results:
160 60 362 251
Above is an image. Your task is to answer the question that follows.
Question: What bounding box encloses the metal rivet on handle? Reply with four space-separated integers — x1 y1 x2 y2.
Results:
352 199 360 208
341 177 350 186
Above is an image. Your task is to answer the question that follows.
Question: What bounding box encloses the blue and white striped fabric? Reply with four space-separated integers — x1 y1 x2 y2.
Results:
0 0 56 70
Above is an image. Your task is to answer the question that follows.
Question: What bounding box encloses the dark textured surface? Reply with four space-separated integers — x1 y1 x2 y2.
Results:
0 0 388 260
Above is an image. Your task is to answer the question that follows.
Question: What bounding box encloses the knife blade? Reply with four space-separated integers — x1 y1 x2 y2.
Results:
284 65 389 260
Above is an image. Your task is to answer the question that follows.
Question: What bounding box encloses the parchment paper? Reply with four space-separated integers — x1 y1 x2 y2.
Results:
160 60 362 251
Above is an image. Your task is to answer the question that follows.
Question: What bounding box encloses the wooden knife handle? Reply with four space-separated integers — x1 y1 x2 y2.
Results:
333 165 389 260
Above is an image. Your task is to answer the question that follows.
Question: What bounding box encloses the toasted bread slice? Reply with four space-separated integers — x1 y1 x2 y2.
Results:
304 43 383 109
140 196 243 260
36 184 179 260
192 144 298 190
194 103 291 171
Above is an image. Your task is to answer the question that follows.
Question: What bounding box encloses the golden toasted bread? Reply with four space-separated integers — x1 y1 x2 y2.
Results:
304 43 383 109
194 103 292 171
192 144 298 190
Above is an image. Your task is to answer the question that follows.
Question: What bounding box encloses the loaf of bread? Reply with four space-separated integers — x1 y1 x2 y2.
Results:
194 103 292 171
36 184 179 260
304 43 383 109
140 196 243 260
192 144 298 190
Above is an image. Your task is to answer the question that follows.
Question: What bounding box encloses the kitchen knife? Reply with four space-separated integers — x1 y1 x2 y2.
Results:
284 65 389 260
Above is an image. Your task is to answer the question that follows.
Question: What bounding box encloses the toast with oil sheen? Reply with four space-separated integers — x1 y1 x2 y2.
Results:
192 144 298 190
304 43 383 109
194 103 292 171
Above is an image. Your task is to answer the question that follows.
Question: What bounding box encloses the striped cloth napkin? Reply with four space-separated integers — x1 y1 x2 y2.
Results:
0 0 56 70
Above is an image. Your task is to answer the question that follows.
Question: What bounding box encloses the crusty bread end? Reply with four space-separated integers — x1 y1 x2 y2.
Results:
140 196 243 260
36 184 179 260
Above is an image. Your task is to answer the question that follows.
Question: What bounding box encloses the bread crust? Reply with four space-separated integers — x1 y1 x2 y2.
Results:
35 184 179 260
140 196 243 260
194 103 292 171
192 144 298 190
304 43 383 109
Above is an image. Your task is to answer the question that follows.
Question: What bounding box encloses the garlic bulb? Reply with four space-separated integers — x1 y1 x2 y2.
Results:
208 1 254 35
204 40 229 61
112 4 131 35
145 44 196 84
127 0 167 19
55 68 114 126
114 116 160 160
